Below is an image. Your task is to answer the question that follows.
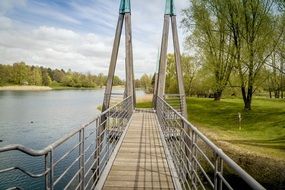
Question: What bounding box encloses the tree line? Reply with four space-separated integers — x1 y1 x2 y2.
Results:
178 0 285 110
0 62 123 88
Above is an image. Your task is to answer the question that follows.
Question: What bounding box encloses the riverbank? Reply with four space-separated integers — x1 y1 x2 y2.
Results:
0 85 110 91
0 85 52 91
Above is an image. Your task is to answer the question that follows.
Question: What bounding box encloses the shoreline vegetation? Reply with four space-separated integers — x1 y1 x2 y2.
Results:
0 85 127 91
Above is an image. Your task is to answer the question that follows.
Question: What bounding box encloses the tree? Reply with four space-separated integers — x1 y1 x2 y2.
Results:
0 63 120 89
165 54 179 94
97 73 105 88
182 0 235 100
12 62 29 85
29 66 42 86
182 0 284 109
140 74 153 93
51 69 65 83
182 55 199 96
164 54 198 96
113 75 123 86
42 71 52 86
224 0 284 109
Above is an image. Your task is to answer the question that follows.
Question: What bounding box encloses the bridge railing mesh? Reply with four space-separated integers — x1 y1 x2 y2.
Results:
156 96 265 190
0 96 133 190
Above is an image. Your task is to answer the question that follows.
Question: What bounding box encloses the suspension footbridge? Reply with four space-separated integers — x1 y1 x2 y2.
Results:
0 0 265 189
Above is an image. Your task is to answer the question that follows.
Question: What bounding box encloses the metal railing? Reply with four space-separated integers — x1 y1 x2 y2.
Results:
156 96 265 190
164 94 185 114
0 96 133 190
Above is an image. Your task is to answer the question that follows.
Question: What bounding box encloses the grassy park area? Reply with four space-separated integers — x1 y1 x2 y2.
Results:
137 97 285 158
136 97 285 187
187 97 285 158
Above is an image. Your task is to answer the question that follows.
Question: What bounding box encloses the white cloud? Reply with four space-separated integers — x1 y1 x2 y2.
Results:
0 0 190 79
0 25 115 75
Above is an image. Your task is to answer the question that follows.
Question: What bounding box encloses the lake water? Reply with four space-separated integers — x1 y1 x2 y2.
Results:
0 89 145 189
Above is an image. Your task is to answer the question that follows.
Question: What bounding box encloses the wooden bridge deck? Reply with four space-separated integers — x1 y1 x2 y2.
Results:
102 110 175 189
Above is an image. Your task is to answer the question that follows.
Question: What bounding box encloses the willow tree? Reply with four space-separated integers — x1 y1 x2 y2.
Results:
182 0 235 100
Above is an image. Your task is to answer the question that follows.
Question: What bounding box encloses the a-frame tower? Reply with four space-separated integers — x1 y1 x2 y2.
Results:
102 0 135 112
154 0 187 118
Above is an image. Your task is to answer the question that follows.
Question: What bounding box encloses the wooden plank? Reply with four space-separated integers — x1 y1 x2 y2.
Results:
107 174 172 182
103 187 173 190
104 180 174 189
102 111 175 189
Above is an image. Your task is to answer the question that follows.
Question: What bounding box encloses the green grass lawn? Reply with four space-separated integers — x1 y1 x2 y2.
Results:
136 97 285 159
188 97 285 151
136 101 153 108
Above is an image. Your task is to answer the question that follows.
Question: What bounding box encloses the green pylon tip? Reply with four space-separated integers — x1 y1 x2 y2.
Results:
119 0 131 14
165 0 176 15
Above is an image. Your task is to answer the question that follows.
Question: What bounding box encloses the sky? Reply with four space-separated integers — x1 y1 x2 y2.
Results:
0 0 190 79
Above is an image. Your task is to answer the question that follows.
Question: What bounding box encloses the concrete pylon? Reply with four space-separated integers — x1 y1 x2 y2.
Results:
156 0 188 119
102 0 135 112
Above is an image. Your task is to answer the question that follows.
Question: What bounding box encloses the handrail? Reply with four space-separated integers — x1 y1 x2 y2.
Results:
156 96 265 190
0 95 133 190
0 96 131 156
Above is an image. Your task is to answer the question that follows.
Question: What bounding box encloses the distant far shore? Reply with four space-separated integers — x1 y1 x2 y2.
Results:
0 85 128 91
0 85 52 91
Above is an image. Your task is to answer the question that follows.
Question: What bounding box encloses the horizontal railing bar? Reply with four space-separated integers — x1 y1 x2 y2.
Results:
7 187 24 190
164 94 185 96
53 156 81 186
84 129 96 141
0 166 49 178
194 143 215 169
217 172 234 190
85 164 100 188
193 169 207 190
193 156 214 188
84 141 96 155
63 169 81 190
53 142 81 167
75 181 82 190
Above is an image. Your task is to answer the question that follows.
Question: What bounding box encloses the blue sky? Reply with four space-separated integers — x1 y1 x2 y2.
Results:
0 0 190 78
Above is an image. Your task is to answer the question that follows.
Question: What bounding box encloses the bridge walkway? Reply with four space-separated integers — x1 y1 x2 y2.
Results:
101 110 175 189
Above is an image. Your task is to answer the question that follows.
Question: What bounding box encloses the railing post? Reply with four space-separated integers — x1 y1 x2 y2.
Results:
179 127 183 181
214 154 223 190
94 118 100 184
49 148 54 190
190 130 197 189
79 128 85 189
219 159 223 190
45 153 49 190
